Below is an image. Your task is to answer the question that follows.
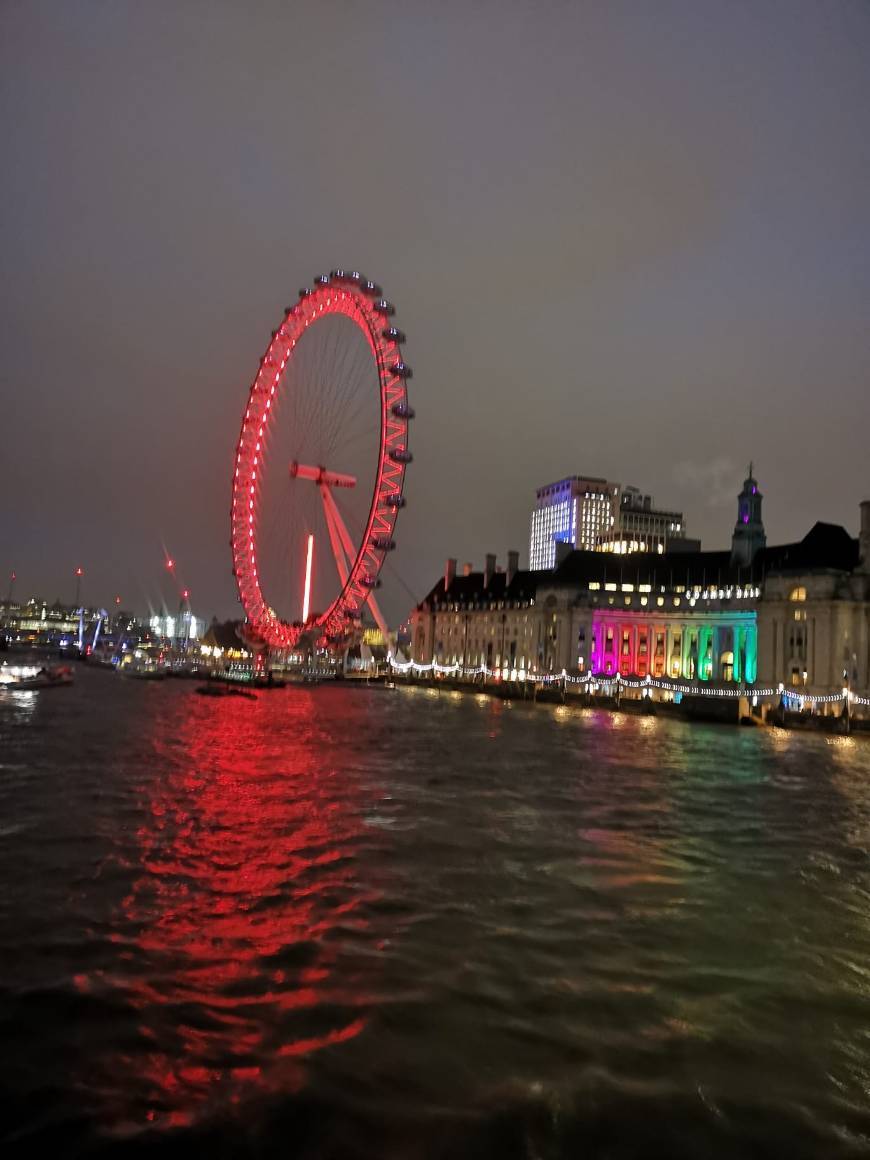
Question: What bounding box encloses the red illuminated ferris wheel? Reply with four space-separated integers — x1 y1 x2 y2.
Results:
231 271 413 651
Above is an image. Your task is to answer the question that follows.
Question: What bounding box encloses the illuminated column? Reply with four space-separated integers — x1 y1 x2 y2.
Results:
592 612 605 672
689 624 699 679
666 623 678 676
733 624 743 683
745 623 758 683
657 622 666 676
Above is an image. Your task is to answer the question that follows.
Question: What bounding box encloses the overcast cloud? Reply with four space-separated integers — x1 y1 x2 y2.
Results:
2 0 869 621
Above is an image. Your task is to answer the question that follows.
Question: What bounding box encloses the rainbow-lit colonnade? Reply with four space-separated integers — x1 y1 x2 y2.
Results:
589 610 758 683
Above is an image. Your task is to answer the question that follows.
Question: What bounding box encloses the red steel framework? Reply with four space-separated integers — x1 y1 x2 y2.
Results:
231 272 411 650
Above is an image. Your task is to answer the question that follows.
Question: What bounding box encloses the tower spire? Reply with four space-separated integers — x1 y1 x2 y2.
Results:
731 467 766 567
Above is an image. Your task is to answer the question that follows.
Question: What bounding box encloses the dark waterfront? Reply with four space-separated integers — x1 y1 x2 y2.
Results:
2 669 870 1158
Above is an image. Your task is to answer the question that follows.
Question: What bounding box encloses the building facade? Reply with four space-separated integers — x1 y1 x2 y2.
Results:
529 476 619 568
413 486 870 700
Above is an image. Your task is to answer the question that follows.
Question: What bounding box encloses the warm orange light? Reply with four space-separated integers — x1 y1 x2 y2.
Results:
302 533 314 623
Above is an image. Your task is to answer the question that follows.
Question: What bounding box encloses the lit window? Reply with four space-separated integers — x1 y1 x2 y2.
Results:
789 586 807 602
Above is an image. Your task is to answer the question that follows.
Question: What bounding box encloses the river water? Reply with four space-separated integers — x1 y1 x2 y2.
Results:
1 667 869 1158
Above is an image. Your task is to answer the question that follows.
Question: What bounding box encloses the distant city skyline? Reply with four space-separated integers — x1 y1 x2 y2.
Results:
2 2 869 621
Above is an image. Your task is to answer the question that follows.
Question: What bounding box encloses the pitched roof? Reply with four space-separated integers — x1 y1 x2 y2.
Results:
419 568 538 607
757 522 859 574
417 522 860 608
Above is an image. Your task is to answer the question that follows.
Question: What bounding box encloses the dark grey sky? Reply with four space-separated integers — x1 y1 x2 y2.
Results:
2 0 869 622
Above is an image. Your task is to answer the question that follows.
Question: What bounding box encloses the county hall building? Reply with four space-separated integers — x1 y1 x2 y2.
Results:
410 472 870 700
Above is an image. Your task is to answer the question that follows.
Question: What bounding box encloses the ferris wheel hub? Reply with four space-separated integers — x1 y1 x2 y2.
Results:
289 461 357 489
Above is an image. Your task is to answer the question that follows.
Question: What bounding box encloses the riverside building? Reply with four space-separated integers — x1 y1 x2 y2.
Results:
412 471 870 700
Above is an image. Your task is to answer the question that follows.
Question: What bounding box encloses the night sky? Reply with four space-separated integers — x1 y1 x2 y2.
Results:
2 1 869 623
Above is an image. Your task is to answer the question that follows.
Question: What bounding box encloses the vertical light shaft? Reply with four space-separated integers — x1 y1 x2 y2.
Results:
302 533 314 623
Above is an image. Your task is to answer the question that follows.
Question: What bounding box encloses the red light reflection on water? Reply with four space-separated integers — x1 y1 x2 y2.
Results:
95 691 380 1130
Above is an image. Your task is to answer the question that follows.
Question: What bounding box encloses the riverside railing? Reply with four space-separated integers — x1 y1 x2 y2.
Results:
387 655 870 712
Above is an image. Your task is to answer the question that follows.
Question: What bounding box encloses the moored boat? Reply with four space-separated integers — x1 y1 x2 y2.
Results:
195 681 257 700
117 649 167 680
0 664 74 690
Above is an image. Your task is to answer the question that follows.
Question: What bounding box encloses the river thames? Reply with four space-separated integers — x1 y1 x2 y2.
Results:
1 668 869 1158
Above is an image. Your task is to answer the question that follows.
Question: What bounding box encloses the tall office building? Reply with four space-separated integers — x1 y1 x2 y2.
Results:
529 476 690 568
529 477 619 569
597 486 693 554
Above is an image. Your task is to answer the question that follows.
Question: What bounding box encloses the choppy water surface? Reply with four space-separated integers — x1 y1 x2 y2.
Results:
1 669 870 1158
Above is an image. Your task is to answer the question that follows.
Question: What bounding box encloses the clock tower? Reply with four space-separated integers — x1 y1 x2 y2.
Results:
731 464 766 567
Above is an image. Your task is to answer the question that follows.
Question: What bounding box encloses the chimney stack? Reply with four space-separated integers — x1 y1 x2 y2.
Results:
484 553 496 588
859 501 870 573
444 558 456 593
507 550 519 584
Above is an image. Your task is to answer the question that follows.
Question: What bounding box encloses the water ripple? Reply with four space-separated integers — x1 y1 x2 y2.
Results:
1 671 870 1157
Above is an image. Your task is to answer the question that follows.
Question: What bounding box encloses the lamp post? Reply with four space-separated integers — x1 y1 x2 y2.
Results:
74 566 83 608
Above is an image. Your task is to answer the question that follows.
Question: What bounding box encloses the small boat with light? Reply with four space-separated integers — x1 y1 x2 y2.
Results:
117 650 167 680
0 664 74 690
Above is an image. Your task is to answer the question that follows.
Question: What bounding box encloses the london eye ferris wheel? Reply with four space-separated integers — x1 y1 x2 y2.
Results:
230 270 413 651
